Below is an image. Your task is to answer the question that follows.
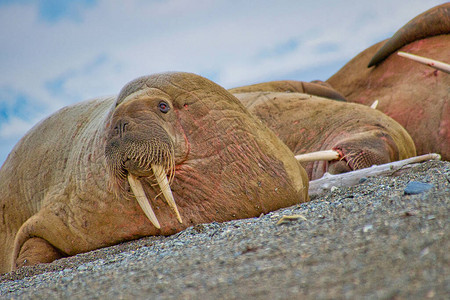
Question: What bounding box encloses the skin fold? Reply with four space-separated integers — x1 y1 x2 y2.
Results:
327 3 450 160
234 91 416 180
0 72 308 273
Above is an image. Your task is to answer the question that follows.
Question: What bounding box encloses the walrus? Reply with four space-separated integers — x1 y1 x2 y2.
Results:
0 72 309 274
233 91 416 180
327 3 450 160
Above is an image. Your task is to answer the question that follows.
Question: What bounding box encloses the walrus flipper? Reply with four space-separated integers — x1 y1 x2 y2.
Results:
229 80 347 102
15 237 65 269
368 3 450 67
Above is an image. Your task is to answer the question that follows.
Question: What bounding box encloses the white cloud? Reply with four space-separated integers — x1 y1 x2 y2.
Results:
0 116 40 139
0 0 447 165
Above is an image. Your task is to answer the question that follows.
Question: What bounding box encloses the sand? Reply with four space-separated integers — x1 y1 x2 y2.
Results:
1 160 449 299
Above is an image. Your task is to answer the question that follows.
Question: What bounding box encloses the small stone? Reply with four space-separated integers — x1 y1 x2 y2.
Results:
77 265 88 271
404 181 433 195
363 224 373 233
426 290 435 298
420 247 430 258
61 276 73 283
359 177 368 184
402 210 417 217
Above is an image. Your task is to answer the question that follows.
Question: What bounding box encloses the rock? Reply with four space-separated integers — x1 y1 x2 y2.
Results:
404 181 434 195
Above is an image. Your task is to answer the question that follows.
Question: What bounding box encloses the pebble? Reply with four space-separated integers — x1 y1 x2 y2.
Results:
77 265 88 271
363 224 373 233
404 181 434 195
359 177 368 184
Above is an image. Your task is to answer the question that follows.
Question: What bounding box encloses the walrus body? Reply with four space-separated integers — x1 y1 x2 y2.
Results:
234 92 416 180
327 3 450 160
0 72 308 273
229 80 347 102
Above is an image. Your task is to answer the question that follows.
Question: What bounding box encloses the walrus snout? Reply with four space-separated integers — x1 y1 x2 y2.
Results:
328 133 397 174
112 119 129 139
105 115 182 229
105 124 174 179
105 134 182 228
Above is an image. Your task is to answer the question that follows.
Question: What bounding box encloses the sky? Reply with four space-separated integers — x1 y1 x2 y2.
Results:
0 0 447 166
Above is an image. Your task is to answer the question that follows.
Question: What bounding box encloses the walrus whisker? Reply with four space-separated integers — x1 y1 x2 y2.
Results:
342 151 360 170
397 51 450 74
106 137 176 204
127 173 161 229
346 151 367 170
107 139 180 227
295 150 340 162
348 155 360 170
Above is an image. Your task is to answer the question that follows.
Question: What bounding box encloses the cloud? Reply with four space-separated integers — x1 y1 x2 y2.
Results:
37 0 97 22
0 0 447 165
0 0 97 22
0 116 38 139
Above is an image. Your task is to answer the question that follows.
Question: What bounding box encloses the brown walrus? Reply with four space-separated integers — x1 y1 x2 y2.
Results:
327 3 450 160
233 91 416 180
0 72 309 274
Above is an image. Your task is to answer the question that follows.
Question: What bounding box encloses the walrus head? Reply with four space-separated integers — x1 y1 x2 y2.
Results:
104 72 308 232
307 120 415 180
326 129 400 174
105 76 185 228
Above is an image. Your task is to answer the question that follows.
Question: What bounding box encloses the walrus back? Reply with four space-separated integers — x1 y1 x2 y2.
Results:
0 96 114 273
237 91 416 159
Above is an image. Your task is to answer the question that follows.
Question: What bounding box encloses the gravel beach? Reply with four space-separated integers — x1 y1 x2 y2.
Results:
1 160 449 299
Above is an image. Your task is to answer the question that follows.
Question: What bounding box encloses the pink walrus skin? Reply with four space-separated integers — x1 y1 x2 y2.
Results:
327 3 450 160
231 89 416 180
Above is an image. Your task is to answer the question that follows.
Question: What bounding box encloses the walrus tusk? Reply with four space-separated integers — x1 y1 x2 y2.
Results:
370 100 379 109
295 150 340 162
151 164 183 224
397 51 450 74
128 173 161 229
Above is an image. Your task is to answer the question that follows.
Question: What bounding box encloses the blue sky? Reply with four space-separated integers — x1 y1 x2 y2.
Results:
0 0 447 166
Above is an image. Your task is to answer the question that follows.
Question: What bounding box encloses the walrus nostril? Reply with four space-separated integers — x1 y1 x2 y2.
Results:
113 120 129 138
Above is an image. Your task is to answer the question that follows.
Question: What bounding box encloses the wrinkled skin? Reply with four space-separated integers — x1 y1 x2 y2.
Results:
234 92 416 180
0 72 308 274
327 3 450 160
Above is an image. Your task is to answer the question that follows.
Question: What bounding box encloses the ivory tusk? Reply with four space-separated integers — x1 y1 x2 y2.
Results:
128 173 161 229
370 100 379 109
152 164 183 224
398 51 450 74
295 150 340 162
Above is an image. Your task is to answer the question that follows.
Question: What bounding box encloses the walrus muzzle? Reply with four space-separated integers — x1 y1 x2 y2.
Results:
105 126 182 229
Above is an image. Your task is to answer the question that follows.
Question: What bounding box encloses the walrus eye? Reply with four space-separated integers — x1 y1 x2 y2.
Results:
158 101 170 113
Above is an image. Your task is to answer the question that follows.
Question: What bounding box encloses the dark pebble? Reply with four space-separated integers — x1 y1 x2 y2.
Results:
404 181 434 195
